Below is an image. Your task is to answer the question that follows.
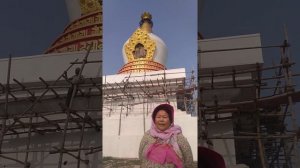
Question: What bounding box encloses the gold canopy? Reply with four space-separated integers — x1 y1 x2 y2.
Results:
119 12 166 74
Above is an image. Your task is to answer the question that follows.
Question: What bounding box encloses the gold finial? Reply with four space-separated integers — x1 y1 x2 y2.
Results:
141 12 152 20
140 12 153 33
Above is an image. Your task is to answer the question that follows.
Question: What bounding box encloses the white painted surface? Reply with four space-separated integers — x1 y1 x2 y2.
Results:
103 68 185 83
103 106 197 161
199 34 263 69
0 50 101 83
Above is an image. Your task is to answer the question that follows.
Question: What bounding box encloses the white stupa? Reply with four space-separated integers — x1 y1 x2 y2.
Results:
103 12 197 161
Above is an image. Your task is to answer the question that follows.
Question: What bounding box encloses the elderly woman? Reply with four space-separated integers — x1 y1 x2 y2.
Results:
139 104 193 168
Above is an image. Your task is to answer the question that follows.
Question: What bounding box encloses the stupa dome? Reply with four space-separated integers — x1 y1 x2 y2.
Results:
119 12 168 74
45 0 101 54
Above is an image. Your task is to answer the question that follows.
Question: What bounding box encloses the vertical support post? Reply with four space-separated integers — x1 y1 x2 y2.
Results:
256 112 267 168
58 44 92 168
280 37 299 167
143 71 146 133
199 89 204 146
0 55 12 153
146 99 149 117
163 69 168 103
198 52 205 147
76 113 87 168
24 117 33 168
143 98 146 133
184 97 188 113
118 102 123 136
255 64 268 168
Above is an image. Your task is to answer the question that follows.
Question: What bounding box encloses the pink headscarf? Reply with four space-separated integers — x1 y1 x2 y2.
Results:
145 104 183 168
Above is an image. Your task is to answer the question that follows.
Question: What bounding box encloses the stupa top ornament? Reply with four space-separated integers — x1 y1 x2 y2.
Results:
141 12 152 20
119 12 168 74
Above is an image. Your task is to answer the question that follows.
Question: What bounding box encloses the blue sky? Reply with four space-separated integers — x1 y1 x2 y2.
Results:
0 1 68 58
103 0 197 75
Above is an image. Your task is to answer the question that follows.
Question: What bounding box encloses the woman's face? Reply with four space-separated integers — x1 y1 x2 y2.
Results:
154 110 171 131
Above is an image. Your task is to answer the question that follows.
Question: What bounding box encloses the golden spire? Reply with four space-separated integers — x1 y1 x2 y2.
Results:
80 0 101 16
141 12 152 20
139 11 153 33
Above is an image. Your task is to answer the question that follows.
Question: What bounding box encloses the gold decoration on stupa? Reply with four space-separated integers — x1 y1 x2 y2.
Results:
45 0 102 54
80 0 101 16
124 28 156 62
141 12 152 20
119 12 166 74
118 59 165 74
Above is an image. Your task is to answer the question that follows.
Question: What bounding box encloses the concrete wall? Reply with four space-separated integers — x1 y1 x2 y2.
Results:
0 50 101 84
199 34 263 70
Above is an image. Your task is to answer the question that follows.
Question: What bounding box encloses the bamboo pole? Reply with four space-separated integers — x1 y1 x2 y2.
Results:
76 113 87 168
57 44 92 168
24 117 32 168
280 39 300 167
0 55 11 153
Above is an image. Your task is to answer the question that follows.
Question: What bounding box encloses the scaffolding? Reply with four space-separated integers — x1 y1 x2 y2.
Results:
103 69 197 117
198 38 300 168
0 46 102 168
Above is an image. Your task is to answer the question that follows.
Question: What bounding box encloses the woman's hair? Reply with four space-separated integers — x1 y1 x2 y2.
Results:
152 104 174 123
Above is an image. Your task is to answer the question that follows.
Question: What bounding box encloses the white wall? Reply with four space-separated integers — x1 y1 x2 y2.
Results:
0 50 101 84
103 68 186 83
199 34 263 69
1 130 101 168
